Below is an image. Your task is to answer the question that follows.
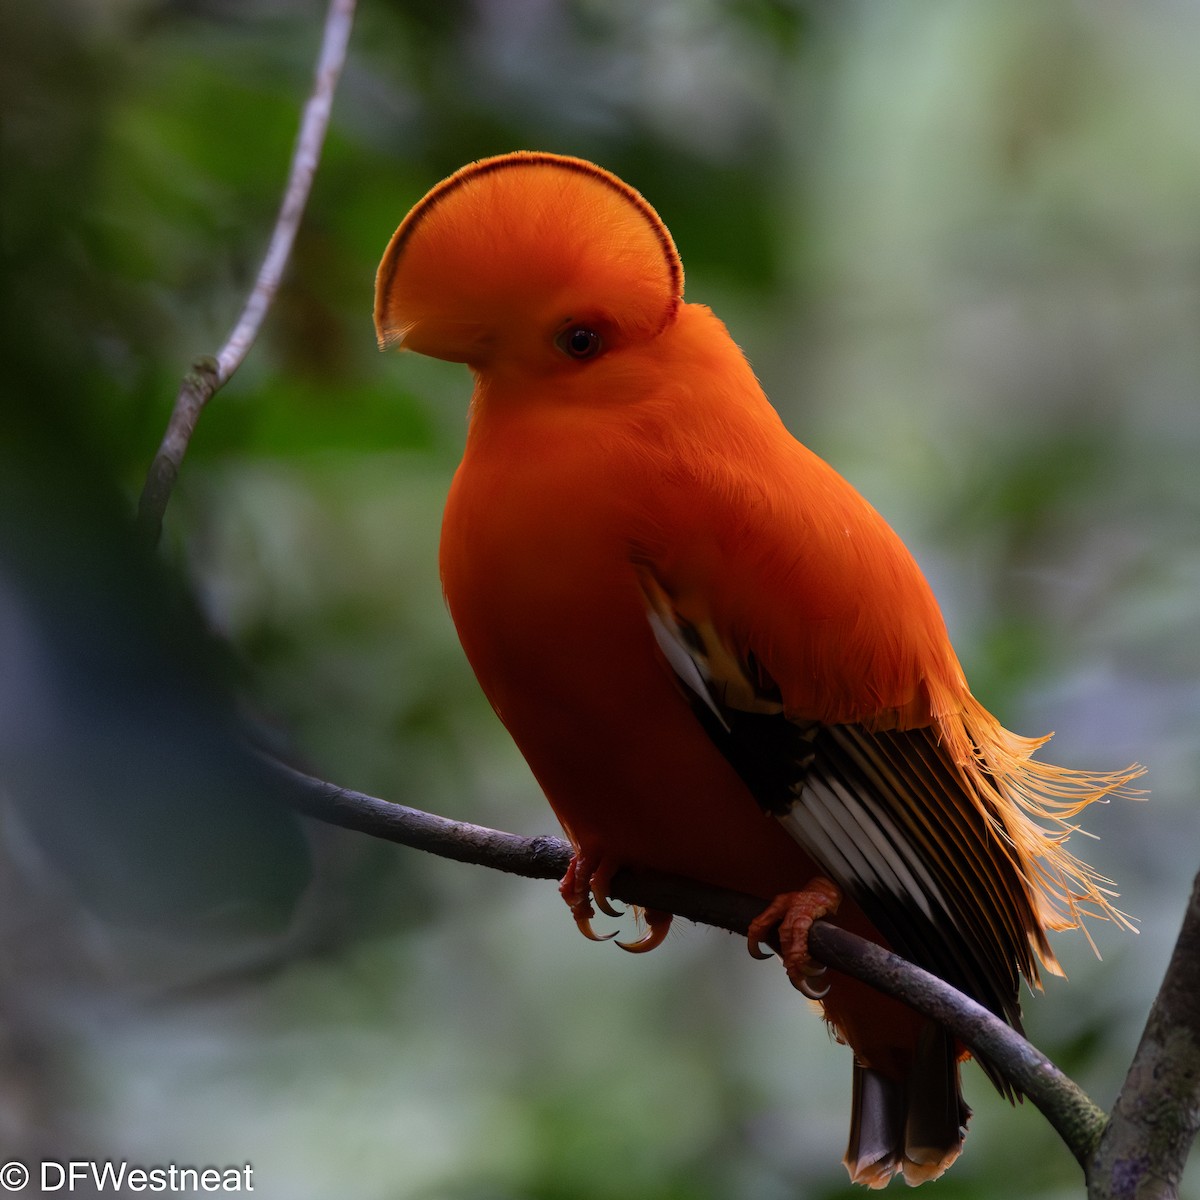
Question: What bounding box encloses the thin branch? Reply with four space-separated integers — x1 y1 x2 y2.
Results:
1088 870 1200 1200
271 755 1107 1165
137 0 357 545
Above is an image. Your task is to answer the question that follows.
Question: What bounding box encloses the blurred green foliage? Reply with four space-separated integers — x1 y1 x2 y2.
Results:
2 1 1198 1197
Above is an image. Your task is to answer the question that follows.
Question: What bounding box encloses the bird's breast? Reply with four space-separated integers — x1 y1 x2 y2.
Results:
438 408 816 893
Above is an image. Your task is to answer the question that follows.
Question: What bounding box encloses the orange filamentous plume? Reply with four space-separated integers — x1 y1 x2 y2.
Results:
375 151 1144 1188
937 689 1142 961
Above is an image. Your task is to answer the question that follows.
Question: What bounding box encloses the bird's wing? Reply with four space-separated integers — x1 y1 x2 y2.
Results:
638 564 1043 1034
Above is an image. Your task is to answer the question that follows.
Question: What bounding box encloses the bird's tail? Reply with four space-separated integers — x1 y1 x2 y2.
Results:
844 1022 970 1189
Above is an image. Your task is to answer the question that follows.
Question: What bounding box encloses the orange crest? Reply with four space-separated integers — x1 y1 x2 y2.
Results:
374 152 683 365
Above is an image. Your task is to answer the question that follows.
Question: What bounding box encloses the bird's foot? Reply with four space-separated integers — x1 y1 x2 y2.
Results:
559 851 672 953
748 877 842 999
560 852 620 941
617 906 673 954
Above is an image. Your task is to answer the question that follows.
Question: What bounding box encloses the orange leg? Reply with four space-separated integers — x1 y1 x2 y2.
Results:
559 852 673 952
748 877 842 999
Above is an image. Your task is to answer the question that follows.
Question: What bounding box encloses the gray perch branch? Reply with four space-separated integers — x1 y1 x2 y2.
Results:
271 755 1115 1170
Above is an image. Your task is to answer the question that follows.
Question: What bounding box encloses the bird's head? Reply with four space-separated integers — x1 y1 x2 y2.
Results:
374 152 684 374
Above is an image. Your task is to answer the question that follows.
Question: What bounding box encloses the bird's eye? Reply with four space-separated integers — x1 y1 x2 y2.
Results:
557 326 603 361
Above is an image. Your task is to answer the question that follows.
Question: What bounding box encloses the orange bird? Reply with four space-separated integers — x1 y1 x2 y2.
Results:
374 152 1141 1187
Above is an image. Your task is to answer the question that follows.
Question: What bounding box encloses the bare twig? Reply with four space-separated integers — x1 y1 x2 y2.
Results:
137 0 358 545
1088 870 1200 1199
270 755 1107 1165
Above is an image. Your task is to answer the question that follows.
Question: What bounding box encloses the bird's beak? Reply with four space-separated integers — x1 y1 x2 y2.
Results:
377 317 492 365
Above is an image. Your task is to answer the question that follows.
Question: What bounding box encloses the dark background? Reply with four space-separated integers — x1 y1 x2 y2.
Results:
2 2 1197 1197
